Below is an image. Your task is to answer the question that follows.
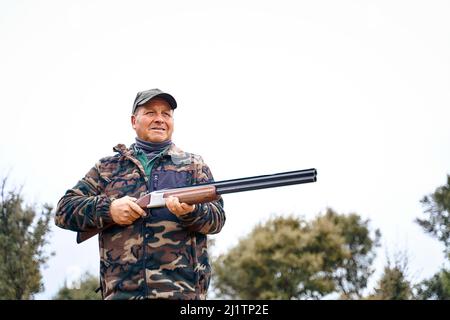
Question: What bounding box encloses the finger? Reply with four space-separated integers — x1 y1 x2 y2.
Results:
169 196 180 206
118 217 132 225
128 201 146 216
165 196 178 210
165 196 173 206
171 197 184 212
166 197 184 215
180 202 195 212
128 208 141 220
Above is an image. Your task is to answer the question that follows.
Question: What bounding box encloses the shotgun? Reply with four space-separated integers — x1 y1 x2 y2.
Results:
76 168 317 243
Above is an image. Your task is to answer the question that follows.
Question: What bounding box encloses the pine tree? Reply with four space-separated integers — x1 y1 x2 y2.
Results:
414 174 450 299
0 177 53 299
369 252 412 300
53 272 101 300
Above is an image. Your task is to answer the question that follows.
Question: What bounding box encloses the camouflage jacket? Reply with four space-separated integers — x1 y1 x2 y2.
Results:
55 143 225 299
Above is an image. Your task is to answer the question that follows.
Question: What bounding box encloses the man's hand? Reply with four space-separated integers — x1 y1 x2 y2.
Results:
166 196 196 217
110 196 146 225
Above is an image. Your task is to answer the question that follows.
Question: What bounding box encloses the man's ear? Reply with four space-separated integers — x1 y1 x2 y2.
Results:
131 115 136 130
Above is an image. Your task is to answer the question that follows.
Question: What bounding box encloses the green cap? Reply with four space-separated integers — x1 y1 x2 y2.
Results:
132 88 177 114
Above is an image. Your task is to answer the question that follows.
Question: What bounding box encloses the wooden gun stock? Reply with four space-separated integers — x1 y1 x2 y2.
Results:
165 185 219 205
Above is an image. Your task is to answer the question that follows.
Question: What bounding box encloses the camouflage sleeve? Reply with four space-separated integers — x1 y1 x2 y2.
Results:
177 156 226 234
54 160 114 232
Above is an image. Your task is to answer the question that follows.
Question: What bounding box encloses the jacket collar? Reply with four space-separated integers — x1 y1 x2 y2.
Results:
113 142 191 165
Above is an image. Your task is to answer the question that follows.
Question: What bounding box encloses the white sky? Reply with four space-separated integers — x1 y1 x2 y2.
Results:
0 0 449 299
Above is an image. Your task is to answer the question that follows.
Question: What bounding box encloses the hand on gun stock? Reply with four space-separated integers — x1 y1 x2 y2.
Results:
110 196 146 225
165 196 196 217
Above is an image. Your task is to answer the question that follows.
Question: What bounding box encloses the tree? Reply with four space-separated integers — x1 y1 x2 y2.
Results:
368 252 412 300
53 272 101 300
325 208 381 299
414 175 450 299
416 175 450 259
212 209 380 299
414 268 450 300
0 177 53 299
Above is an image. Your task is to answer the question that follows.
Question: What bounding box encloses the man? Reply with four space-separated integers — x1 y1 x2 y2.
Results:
55 88 226 300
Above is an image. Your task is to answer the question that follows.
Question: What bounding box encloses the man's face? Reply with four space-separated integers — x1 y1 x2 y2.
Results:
131 98 174 143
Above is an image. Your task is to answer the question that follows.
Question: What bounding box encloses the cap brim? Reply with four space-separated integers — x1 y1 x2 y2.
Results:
135 93 177 111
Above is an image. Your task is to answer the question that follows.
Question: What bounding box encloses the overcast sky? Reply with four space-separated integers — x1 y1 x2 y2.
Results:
1 0 449 299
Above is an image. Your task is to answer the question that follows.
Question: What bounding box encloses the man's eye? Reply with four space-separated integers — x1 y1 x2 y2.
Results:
145 111 155 115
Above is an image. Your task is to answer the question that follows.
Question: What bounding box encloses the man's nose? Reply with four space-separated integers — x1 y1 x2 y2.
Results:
154 113 164 122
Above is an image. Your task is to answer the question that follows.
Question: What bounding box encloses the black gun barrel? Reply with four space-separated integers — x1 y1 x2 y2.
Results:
213 168 317 195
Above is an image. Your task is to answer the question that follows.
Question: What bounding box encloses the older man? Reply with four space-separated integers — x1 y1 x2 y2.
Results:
55 89 226 300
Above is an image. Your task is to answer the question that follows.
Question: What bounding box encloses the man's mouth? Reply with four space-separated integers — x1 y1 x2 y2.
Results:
150 128 166 132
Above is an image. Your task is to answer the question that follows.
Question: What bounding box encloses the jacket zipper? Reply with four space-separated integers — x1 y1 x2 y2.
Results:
152 173 159 190
143 159 160 298
143 165 157 298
